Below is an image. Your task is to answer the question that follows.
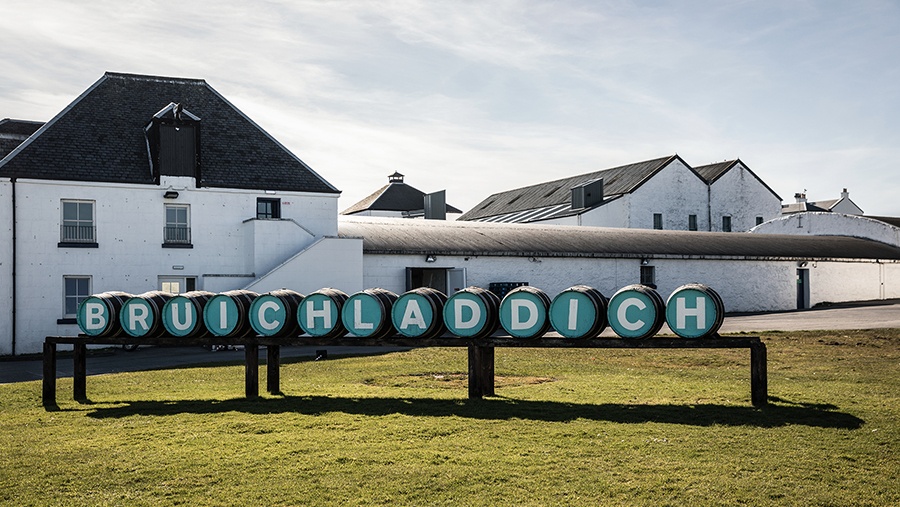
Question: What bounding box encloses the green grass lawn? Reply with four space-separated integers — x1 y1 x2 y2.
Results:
2 330 898 506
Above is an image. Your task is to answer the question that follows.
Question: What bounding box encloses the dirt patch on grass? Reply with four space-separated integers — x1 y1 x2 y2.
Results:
364 372 556 389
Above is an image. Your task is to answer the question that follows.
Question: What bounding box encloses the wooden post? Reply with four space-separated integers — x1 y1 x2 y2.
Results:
42 341 57 407
266 345 281 394
73 342 87 401
750 342 768 407
467 345 495 399
245 344 259 398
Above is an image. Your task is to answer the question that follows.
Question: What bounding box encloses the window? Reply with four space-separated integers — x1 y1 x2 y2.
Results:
164 204 191 245
64 276 91 317
60 200 95 244
160 276 196 294
652 213 663 230
756 216 764 226
688 214 698 231
722 216 732 232
640 265 656 288
257 198 281 219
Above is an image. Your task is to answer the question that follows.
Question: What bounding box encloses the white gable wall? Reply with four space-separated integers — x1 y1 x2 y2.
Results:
709 163 782 232
0 181 12 354
626 159 709 230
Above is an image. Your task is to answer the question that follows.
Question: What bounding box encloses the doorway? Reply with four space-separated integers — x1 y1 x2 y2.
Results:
796 268 810 309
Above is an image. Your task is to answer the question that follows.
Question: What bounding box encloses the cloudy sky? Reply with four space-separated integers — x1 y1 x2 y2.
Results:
2 1 898 215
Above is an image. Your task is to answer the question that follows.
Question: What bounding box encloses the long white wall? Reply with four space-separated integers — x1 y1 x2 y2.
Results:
361 253 807 313
2 176 341 354
752 212 900 248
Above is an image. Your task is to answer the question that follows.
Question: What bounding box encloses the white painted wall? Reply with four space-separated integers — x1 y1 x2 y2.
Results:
0 181 12 354
2 176 344 354
245 236 363 295
752 212 900 248
625 159 709 230
709 163 782 232
360 253 803 313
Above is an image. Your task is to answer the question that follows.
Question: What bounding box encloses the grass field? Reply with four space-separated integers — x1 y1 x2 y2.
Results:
1 329 898 506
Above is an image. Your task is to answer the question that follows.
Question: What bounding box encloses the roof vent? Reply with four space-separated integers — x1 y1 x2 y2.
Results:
389 171 404 183
571 178 603 210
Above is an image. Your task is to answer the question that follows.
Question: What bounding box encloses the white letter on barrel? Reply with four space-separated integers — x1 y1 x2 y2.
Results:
258 301 281 331
129 304 149 331
306 300 332 329
219 300 228 329
170 303 192 331
618 297 646 331
400 300 426 330
455 299 481 329
511 299 538 330
85 303 106 330
353 299 374 330
567 298 579 330
676 297 705 330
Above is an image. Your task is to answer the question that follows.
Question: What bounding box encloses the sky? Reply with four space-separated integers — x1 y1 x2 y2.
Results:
2 0 899 215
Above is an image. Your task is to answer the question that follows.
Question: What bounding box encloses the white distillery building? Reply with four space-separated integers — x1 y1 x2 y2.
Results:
0 73 363 355
458 155 782 233
339 216 900 316
3 72 900 356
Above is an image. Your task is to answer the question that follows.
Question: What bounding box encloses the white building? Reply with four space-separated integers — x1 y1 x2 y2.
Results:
0 72 362 355
3 73 899 356
458 155 782 232
782 189 864 215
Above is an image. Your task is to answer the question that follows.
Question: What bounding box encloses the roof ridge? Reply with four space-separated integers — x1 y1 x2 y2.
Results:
104 71 207 85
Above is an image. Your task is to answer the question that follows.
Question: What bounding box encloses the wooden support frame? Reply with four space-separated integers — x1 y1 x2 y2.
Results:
42 335 768 408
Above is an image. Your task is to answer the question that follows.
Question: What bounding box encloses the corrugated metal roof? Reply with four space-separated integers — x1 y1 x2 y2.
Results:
458 155 683 221
338 216 900 260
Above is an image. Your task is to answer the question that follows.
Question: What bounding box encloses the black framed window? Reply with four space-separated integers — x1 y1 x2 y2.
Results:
640 266 656 288
652 213 663 230
688 214 698 231
257 198 281 219
722 216 732 232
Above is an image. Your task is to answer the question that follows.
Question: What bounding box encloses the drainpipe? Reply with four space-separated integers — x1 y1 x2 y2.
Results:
706 184 712 231
11 177 17 356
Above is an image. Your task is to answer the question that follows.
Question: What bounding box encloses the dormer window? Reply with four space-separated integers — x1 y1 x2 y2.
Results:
145 102 201 183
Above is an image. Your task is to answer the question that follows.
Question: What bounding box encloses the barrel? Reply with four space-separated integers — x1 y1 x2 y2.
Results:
162 291 216 338
249 289 305 337
118 291 175 338
391 287 448 339
606 284 666 339
202 290 259 338
499 286 552 339
443 286 501 339
549 285 608 339
76 291 132 337
665 283 725 338
342 288 399 339
297 288 350 338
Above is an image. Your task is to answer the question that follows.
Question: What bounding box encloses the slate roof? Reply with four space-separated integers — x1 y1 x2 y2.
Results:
782 202 829 214
339 216 900 261
693 159 782 200
342 173 462 215
867 215 900 228
458 155 689 222
0 72 339 193
0 119 43 160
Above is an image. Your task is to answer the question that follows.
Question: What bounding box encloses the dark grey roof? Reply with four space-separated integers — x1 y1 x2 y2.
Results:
458 155 689 222
0 73 339 193
782 202 829 214
867 215 900 228
693 159 782 201
0 119 43 160
342 179 462 215
338 216 900 260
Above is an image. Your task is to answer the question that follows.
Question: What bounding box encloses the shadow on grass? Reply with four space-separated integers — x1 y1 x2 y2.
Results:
84 395 864 429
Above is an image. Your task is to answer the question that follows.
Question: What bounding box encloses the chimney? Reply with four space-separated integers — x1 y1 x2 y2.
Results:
571 178 604 209
841 188 849 199
794 192 807 204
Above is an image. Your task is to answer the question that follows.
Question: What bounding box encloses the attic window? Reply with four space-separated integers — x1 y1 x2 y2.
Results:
146 102 201 183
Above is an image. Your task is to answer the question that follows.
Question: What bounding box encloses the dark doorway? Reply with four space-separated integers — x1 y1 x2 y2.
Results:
797 268 810 309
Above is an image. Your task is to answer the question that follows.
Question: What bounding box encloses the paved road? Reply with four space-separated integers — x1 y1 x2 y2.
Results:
2 301 898 385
